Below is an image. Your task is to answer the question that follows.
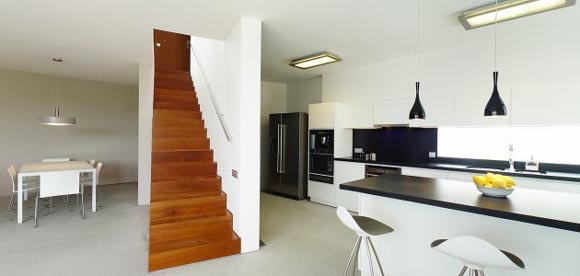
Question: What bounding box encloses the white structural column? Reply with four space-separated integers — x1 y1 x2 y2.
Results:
138 62 154 205
237 17 262 253
358 193 580 276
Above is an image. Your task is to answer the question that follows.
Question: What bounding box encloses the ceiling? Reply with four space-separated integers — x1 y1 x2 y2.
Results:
0 0 568 86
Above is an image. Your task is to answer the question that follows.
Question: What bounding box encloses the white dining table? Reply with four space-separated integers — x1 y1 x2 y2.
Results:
17 161 97 224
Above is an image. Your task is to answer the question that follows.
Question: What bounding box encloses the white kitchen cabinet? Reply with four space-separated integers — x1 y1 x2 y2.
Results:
334 161 365 212
308 102 342 129
409 93 454 128
511 177 580 194
447 171 474 182
373 96 413 126
344 101 374 129
452 89 511 127
308 180 335 207
401 167 449 179
511 85 580 126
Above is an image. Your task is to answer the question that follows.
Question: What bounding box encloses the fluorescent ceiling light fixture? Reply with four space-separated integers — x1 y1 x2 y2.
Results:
289 52 341 69
459 0 575 30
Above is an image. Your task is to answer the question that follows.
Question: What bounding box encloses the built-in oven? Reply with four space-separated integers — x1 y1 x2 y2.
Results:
365 165 401 178
309 154 334 184
309 130 334 154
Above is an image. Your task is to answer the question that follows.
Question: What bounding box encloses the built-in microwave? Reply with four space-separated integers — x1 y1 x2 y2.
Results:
309 130 334 154
309 154 334 184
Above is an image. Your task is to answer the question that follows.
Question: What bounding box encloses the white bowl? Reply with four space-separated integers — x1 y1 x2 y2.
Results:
475 184 514 198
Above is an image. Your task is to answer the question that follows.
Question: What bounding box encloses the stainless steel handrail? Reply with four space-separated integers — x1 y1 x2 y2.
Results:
189 44 232 143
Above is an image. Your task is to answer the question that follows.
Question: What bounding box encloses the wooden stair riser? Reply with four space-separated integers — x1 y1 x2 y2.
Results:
148 233 240 271
155 88 197 98
151 178 222 202
149 195 226 225
155 79 194 90
152 138 210 151
154 94 198 104
155 73 192 80
149 214 233 244
154 110 202 120
151 163 217 181
154 101 200 111
155 69 190 76
152 150 213 163
153 118 204 128
153 128 207 139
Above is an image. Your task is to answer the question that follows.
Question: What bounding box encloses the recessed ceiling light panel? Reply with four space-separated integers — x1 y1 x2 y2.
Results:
459 0 575 30
289 52 341 69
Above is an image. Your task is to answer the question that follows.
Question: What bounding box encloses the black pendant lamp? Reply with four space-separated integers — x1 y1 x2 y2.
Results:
410 82 426 120
484 0 507 117
409 0 425 120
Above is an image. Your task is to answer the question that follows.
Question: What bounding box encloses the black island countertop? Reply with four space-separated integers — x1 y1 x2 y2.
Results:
334 157 580 183
340 174 580 233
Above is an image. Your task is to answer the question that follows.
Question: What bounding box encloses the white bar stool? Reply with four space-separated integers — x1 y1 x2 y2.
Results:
337 206 394 276
431 236 525 276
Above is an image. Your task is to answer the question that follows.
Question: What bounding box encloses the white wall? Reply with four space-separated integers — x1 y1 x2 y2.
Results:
286 77 322 113
260 81 287 189
0 69 138 197
322 7 580 117
190 17 262 254
138 63 154 205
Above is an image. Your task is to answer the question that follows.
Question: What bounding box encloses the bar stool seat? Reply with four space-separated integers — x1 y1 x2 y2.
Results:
337 206 394 276
431 236 525 275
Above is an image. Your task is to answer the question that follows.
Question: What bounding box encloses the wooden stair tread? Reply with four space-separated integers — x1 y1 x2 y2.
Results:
148 232 240 271
149 212 233 244
155 69 190 75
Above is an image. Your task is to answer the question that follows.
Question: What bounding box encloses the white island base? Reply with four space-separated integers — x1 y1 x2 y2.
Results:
357 193 580 276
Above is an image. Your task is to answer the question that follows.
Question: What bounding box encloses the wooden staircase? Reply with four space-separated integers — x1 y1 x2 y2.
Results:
148 70 240 271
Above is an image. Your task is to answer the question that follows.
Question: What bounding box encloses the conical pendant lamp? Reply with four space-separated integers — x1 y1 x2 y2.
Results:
409 0 426 120
38 58 76 126
484 0 507 117
409 82 426 120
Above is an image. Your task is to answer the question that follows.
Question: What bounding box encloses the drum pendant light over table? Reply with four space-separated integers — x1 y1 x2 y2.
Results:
409 0 426 120
38 58 76 126
484 0 507 117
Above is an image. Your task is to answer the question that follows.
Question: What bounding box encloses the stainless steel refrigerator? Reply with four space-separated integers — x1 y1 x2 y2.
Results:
267 112 308 200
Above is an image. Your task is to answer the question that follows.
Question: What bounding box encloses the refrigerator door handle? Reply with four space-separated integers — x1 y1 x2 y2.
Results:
280 124 286 173
277 124 281 173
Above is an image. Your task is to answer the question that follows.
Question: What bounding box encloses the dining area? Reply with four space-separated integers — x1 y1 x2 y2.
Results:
6 158 103 227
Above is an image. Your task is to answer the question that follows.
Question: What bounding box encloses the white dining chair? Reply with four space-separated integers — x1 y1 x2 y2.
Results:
81 162 103 209
35 171 85 227
42 158 71 162
5 165 41 219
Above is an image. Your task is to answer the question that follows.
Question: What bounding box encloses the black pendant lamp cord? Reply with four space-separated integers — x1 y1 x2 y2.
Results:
416 0 420 81
494 0 498 72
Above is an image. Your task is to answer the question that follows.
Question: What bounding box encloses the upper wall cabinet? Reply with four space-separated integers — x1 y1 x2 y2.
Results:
452 89 511 127
511 85 580 126
344 101 374 129
308 102 343 129
373 96 413 126
409 93 454 128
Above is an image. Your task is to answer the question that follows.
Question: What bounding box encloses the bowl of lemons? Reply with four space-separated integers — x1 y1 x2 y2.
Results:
472 173 515 198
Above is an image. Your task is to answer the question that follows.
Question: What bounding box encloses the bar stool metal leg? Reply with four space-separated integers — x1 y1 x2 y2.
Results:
34 196 39 228
344 237 362 276
364 238 375 276
367 238 384 276
458 266 468 276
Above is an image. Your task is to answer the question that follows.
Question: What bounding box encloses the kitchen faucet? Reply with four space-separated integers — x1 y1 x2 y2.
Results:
508 143 515 172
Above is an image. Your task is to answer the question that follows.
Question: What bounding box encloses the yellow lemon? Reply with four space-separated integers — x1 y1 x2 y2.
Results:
472 175 487 186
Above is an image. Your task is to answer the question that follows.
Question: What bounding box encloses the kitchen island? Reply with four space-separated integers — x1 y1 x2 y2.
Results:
340 174 580 276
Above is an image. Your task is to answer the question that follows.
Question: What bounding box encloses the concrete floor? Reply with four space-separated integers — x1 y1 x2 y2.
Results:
0 183 356 276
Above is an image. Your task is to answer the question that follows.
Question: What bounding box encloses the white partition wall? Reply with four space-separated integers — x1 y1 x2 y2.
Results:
138 63 154 205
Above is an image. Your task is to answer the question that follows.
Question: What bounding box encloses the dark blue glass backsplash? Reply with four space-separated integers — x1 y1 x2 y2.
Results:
353 127 437 163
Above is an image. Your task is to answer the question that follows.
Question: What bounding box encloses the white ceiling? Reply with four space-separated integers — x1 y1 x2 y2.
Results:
0 0 571 86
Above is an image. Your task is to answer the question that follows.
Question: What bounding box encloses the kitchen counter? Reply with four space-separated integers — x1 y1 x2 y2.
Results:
334 157 580 182
340 174 580 232
344 174 580 276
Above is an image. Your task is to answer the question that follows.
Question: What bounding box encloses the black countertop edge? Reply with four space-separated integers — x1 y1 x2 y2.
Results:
334 157 580 183
340 182 580 233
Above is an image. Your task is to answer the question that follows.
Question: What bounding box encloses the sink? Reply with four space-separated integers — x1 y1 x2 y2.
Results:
467 166 507 172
